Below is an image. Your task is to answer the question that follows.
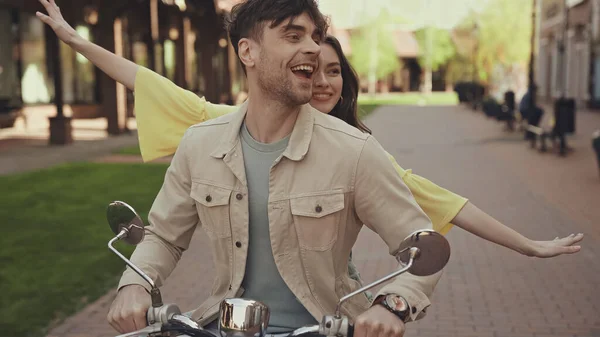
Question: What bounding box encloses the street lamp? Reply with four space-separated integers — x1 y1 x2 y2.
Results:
523 0 543 141
471 21 479 110
553 0 574 156
84 6 98 26
527 0 537 110
169 27 179 40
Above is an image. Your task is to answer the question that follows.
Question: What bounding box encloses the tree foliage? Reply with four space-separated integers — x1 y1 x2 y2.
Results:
349 10 401 82
461 0 533 84
415 27 456 72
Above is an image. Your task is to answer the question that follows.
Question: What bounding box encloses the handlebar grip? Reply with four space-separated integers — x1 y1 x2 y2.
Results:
347 324 354 337
146 307 154 326
146 304 182 325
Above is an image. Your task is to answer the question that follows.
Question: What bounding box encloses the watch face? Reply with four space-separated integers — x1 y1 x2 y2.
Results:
386 295 407 312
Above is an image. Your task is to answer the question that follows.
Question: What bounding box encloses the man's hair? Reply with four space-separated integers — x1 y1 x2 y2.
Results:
225 0 329 71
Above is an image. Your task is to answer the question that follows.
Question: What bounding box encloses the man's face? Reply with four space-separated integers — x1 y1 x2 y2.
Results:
254 13 321 106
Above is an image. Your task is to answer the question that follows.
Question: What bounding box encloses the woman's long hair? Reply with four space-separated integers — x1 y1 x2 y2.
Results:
324 35 372 134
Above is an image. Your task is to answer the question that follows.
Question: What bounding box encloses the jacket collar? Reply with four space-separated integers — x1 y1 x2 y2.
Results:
210 100 315 162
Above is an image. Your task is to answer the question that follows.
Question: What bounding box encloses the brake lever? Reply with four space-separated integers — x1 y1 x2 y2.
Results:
113 318 208 337
162 319 216 337
347 324 354 337
289 325 320 337
170 314 201 329
115 324 162 337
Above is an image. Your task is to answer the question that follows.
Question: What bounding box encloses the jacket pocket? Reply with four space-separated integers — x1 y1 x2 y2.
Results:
335 275 371 319
191 181 233 238
290 190 344 251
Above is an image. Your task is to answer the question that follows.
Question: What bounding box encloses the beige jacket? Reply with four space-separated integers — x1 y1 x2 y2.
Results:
118 101 443 326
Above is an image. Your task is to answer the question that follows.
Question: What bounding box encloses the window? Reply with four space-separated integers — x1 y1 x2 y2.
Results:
20 13 51 104
0 9 19 102
164 39 176 81
60 25 97 104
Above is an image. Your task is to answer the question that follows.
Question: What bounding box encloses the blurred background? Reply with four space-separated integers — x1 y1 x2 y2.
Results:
0 0 595 135
1 1 599 337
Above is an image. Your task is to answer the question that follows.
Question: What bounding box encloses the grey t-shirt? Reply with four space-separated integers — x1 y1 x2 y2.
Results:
239 122 317 333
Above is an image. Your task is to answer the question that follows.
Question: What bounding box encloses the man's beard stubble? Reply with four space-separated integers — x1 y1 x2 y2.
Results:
256 50 312 107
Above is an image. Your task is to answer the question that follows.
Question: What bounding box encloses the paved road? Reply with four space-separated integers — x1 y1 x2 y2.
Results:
47 105 600 337
0 106 139 175
357 105 600 337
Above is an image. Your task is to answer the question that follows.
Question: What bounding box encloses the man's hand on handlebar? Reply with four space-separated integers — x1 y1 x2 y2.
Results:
353 305 405 337
108 284 152 334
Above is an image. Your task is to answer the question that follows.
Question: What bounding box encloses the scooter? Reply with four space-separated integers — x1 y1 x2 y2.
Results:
106 201 451 337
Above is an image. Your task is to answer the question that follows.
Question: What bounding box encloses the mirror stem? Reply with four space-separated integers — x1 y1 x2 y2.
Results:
334 247 420 317
108 229 164 307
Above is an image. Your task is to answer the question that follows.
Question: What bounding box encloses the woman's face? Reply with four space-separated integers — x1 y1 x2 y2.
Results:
310 44 343 114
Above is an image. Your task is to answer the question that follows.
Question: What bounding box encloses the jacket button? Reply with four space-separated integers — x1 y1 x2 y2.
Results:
315 205 322 213
411 307 417 314
236 241 242 248
206 195 212 202
236 193 243 200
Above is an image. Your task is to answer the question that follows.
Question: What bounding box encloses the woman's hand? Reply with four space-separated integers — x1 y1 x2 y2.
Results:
36 0 79 45
525 233 584 258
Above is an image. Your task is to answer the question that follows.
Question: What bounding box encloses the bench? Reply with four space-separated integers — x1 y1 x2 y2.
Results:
526 124 552 152
525 120 570 156
593 130 600 178
521 101 573 156
0 98 24 129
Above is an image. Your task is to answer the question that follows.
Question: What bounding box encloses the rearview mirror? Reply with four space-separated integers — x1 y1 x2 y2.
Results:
395 229 450 276
106 201 145 245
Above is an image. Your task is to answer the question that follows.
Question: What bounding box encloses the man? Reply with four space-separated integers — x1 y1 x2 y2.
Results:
519 84 544 141
519 84 537 122
104 1 440 336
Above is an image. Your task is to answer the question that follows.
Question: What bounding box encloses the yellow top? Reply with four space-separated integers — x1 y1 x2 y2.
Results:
134 66 467 234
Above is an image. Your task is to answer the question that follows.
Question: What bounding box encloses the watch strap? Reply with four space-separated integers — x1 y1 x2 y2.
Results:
373 294 410 323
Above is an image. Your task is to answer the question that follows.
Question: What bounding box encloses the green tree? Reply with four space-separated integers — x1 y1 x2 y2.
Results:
415 27 456 92
349 10 402 94
445 54 476 84
415 27 456 72
461 0 533 85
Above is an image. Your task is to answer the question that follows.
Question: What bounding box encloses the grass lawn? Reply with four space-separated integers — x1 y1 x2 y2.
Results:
358 92 459 107
358 92 458 119
114 145 142 156
0 162 169 337
358 104 381 119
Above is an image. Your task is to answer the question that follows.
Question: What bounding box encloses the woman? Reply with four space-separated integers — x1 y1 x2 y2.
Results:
37 1 583 285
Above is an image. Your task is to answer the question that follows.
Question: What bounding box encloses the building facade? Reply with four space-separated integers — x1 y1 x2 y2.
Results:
328 25 424 93
0 0 245 140
536 0 600 109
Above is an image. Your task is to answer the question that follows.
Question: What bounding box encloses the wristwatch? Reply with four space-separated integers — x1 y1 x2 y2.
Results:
373 294 411 322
